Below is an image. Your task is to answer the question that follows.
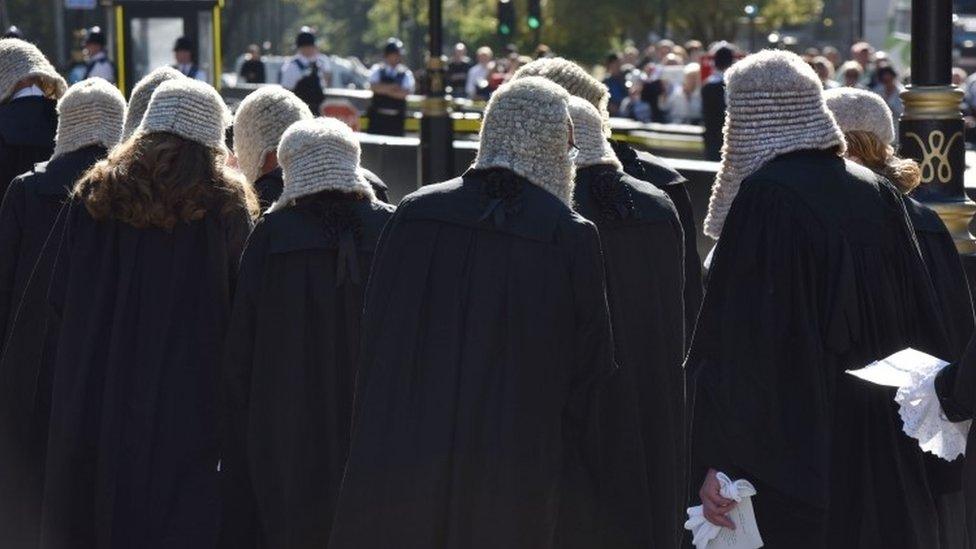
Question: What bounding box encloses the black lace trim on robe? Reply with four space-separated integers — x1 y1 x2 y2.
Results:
477 169 524 228
303 195 365 286
588 167 636 225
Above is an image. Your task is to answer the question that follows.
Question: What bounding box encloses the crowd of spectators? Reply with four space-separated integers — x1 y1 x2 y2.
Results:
443 42 552 101
604 39 919 126
236 31 976 143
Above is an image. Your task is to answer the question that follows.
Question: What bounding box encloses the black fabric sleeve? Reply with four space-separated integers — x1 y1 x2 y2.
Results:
566 220 617 417
660 182 703 339
562 221 656 548
351 204 403 430
0 176 24 355
224 208 255 293
936 335 976 421
218 219 269 549
688 180 834 512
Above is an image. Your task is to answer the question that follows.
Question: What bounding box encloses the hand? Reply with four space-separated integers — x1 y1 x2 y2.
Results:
699 468 737 529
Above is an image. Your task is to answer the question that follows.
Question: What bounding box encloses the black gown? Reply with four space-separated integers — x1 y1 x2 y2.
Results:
328 168 648 549
609 139 703 339
220 196 394 549
938 335 976 549
0 145 107 548
0 96 58 199
253 168 391 212
26 199 251 549
902 197 976 549
0 145 106 353
573 163 686 548
688 150 949 549
253 168 284 212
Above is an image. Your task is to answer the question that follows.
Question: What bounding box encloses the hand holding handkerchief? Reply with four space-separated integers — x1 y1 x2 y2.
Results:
685 472 764 549
847 348 970 461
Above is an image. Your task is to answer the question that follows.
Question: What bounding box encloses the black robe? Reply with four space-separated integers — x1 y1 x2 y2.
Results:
902 197 976 549
253 168 391 212
688 150 949 549
0 145 107 548
328 168 648 549
361 168 390 204
220 196 394 549
0 96 57 199
0 145 106 353
573 163 686 548
938 335 976 549
24 199 251 549
253 168 284 212
609 139 703 339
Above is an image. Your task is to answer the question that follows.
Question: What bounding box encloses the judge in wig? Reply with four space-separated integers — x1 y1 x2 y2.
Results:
688 50 950 548
329 77 648 549
220 117 394 548
0 76 125 548
826 86 976 549
567 96 686 548
30 78 255 548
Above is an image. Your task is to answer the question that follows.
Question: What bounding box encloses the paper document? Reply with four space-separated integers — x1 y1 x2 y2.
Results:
847 348 967 461
706 497 763 549
846 348 947 388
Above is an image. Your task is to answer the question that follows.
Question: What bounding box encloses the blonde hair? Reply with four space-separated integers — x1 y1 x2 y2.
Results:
844 130 921 194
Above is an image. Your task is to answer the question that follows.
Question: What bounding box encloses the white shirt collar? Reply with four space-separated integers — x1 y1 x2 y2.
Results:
12 85 44 100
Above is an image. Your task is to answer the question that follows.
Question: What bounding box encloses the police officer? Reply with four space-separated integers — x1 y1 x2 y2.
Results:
82 26 115 84
366 38 414 136
280 27 331 115
172 36 207 81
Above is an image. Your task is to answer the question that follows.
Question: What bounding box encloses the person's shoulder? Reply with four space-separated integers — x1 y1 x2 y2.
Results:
364 198 396 220
620 172 679 222
633 148 686 187
902 195 947 234
0 98 56 144
4 166 34 196
841 157 884 186
0 96 52 119
401 177 465 205
744 153 889 224
393 177 466 219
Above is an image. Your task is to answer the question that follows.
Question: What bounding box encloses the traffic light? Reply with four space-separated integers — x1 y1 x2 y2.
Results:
527 0 542 31
498 0 515 36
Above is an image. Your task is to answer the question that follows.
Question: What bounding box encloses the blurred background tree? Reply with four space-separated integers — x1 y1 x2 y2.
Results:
4 0 832 72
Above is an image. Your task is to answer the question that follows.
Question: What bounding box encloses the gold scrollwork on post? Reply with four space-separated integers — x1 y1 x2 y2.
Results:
904 130 962 184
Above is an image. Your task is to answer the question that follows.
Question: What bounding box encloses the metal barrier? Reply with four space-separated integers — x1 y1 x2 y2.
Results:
221 85 708 159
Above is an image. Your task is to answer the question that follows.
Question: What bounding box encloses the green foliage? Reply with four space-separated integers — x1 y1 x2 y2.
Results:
761 0 824 29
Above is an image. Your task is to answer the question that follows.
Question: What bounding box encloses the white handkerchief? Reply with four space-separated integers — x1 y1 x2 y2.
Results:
685 472 764 549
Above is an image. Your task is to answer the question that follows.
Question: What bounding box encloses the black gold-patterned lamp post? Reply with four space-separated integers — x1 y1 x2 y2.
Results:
901 0 976 253
420 0 455 184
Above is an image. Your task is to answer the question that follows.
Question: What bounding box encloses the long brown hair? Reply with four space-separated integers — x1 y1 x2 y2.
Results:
74 132 259 230
844 130 921 194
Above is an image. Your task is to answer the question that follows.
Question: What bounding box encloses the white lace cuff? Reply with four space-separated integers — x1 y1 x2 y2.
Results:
896 367 971 461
